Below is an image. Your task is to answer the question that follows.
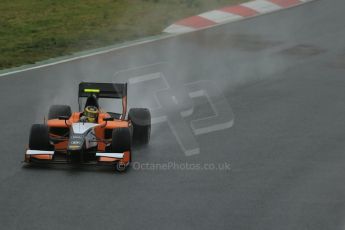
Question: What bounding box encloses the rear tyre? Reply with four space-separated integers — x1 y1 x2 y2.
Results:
48 105 71 136
111 128 131 172
29 124 52 150
128 108 151 145
48 105 72 120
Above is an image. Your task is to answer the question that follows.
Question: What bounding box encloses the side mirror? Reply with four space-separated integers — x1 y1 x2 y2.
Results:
103 117 114 122
58 116 69 120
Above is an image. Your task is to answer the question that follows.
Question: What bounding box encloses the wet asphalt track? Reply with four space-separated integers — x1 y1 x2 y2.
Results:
2 0 345 229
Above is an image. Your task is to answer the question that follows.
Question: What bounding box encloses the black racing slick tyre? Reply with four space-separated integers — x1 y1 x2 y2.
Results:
112 128 131 172
111 128 131 153
29 124 52 150
48 105 72 120
128 108 151 145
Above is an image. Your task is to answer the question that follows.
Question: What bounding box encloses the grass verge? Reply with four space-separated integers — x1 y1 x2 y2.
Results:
0 0 246 69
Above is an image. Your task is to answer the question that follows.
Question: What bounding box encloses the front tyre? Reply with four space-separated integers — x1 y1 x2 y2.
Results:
112 128 131 172
29 124 52 150
111 128 131 152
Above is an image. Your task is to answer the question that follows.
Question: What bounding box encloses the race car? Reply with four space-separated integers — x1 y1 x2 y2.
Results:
24 82 151 172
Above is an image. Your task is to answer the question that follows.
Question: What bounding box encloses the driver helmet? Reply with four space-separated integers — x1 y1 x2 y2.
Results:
84 106 99 123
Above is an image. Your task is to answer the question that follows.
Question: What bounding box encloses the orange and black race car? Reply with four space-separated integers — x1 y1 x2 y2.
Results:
24 82 151 172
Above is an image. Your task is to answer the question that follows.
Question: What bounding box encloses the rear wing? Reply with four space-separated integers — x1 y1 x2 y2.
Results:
78 82 128 118
79 82 127 99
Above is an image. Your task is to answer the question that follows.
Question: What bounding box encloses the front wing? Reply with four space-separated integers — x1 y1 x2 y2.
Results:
24 149 129 165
